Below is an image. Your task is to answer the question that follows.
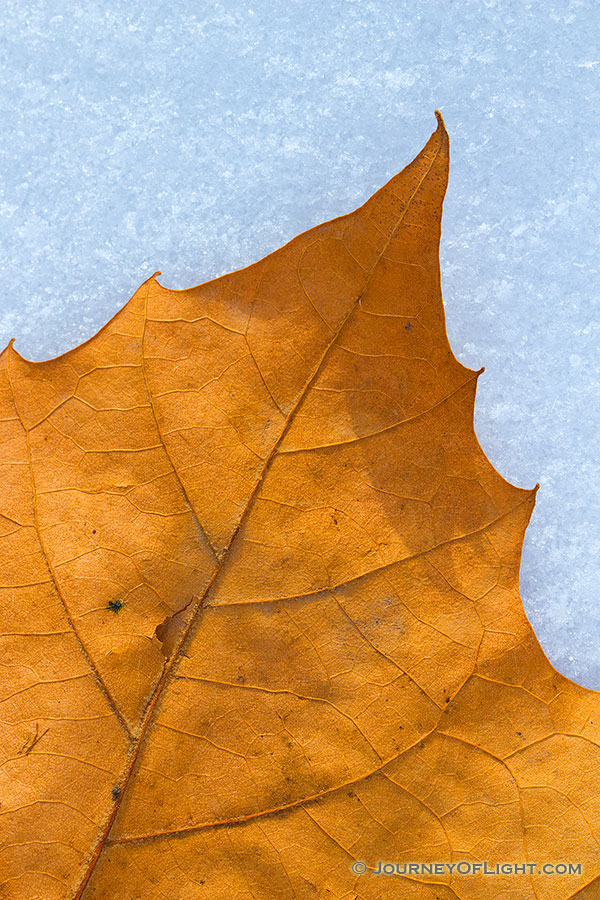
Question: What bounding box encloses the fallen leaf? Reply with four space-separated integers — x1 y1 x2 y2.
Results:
1 113 597 900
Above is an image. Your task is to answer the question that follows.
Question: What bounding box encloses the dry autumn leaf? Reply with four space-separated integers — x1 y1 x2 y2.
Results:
1 112 598 900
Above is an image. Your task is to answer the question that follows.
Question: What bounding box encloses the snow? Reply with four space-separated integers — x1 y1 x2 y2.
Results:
0 0 598 685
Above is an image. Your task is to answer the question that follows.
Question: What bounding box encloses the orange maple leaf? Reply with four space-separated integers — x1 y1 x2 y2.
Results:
1 112 597 900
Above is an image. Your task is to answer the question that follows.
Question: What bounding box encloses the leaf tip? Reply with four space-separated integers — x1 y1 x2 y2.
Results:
6 337 27 363
143 270 162 287
434 108 447 133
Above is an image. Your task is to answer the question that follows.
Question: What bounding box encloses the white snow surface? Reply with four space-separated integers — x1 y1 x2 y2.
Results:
0 1 598 685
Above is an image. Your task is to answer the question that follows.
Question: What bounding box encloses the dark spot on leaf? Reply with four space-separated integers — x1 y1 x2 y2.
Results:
108 599 123 613
405 321 412 331
111 785 121 799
